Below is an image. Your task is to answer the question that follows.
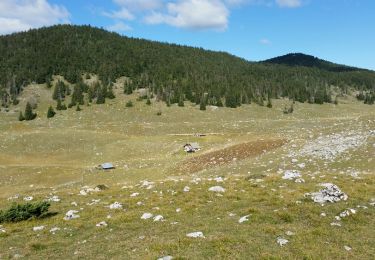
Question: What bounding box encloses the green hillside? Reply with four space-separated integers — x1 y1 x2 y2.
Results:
1 25 374 108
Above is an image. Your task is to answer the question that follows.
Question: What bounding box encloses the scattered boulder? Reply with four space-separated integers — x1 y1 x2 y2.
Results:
306 183 348 203
64 210 80 220
186 231 205 238
96 221 108 227
23 196 33 201
277 237 289 246
282 170 301 180
141 213 153 220
238 215 250 223
33 226 45 231
153 215 164 222
109 202 122 209
208 186 225 193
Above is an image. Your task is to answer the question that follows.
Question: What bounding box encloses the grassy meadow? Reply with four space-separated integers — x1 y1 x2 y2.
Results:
0 82 374 259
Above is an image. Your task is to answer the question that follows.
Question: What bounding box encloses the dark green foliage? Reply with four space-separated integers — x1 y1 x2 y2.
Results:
146 98 151 105
47 106 56 118
1 25 375 109
125 100 133 107
283 103 294 114
199 94 206 111
106 85 116 99
18 111 25 121
124 80 133 95
0 201 51 223
76 104 82 111
56 99 67 110
24 102 37 120
96 83 106 104
52 81 69 100
178 95 184 107
267 97 272 108
156 111 162 116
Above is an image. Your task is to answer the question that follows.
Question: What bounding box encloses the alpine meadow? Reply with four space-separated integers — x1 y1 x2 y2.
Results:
0 10 375 260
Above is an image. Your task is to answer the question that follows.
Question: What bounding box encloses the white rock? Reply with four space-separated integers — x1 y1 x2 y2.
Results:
186 231 205 238
307 183 348 203
64 210 80 220
49 227 60 233
282 170 301 180
33 226 45 231
297 163 306 169
153 215 164 222
238 215 250 223
141 213 153 220
158 256 173 260
23 196 33 201
183 186 190 192
208 186 225 193
344 246 352 251
71 201 78 206
214 177 224 183
96 221 108 227
47 195 60 202
277 237 289 246
109 202 122 209
285 231 295 236
176 208 181 213
130 193 139 197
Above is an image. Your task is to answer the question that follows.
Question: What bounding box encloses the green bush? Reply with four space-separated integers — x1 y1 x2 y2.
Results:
0 201 51 223
125 100 133 107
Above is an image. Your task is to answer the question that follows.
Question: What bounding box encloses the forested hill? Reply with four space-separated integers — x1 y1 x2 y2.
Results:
1 25 375 108
263 53 361 72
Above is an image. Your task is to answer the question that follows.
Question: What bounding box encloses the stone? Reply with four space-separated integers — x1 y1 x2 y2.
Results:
64 210 80 220
238 215 250 223
141 213 153 220
277 237 289 246
186 231 205 238
109 202 122 209
307 183 348 203
208 186 225 193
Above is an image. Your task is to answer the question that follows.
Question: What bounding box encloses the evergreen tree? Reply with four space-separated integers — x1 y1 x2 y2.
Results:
76 104 82 111
178 95 184 107
18 111 25 121
47 106 56 118
267 96 272 108
199 93 206 110
146 97 151 105
96 84 105 104
24 102 37 120
56 99 67 110
106 85 116 99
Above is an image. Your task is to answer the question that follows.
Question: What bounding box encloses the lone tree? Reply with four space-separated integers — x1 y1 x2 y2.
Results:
47 106 56 118
18 111 25 121
199 93 206 111
24 102 37 120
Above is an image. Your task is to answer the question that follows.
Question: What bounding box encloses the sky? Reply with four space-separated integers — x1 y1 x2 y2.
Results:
0 0 374 70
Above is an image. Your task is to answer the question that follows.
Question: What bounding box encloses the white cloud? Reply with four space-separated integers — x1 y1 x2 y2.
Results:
107 21 132 32
275 0 301 8
0 0 70 35
113 0 163 11
144 0 229 30
260 38 271 45
103 7 135 20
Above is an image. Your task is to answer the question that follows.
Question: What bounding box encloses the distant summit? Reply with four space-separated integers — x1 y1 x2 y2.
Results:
262 53 360 72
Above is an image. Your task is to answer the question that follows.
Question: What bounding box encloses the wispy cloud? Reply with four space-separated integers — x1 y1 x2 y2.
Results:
275 0 302 8
107 21 132 32
0 0 70 35
260 38 272 45
144 0 229 31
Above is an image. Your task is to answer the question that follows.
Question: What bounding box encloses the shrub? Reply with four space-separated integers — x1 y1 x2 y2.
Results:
125 100 133 107
47 106 56 118
156 111 162 116
0 201 51 223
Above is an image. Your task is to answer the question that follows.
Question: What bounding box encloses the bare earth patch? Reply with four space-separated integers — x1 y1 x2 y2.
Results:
177 139 286 174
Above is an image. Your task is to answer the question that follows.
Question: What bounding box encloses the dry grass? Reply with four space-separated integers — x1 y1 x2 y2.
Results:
0 82 374 259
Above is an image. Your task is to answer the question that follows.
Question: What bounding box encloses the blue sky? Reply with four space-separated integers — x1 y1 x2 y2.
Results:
1 0 374 70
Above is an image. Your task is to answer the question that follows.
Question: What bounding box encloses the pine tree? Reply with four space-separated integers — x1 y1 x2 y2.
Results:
18 111 25 121
106 85 116 99
47 106 56 118
146 97 151 105
76 104 82 111
56 99 67 110
178 95 184 107
266 96 272 108
199 93 206 110
96 84 105 104
24 102 36 120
